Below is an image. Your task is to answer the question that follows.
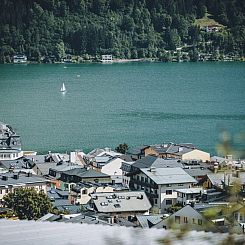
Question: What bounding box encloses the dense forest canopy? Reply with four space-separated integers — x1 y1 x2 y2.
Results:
0 0 244 62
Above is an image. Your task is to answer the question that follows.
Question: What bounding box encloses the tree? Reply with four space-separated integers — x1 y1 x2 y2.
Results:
115 143 129 154
3 188 53 220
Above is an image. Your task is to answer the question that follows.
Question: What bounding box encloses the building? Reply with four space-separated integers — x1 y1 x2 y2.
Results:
121 161 135 187
144 143 210 162
101 55 113 63
100 157 131 184
0 172 49 204
130 167 197 212
175 188 203 206
155 205 216 231
0 122 22 161
202 172 245 191
70 182 115 205
59 168 112 191
90 191 151 219
127 145 149 160
13 54 27 63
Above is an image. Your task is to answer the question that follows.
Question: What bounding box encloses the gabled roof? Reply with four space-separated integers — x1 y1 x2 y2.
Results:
140 167 197 185
132 156 183 169
149 143 195 155
127 145 149 155
35 162 58 175
136 215 164 228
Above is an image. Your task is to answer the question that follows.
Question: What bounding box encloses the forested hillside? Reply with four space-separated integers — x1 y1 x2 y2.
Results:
0 0 244 62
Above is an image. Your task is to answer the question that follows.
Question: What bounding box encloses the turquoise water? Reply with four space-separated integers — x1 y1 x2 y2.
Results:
0 62 244 154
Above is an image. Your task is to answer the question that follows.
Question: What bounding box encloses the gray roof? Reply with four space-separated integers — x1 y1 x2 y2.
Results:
149 143 195 155
136 215 164 228
140 167 197 185
65 214 111 225
0 173 49 187
56 204 81 214
63 168 109 178
132 156 183 169
91 191 151 213
127 145 149 155
49 163 82 172
0 157 35 170
183 167 212 177
35 162 58 175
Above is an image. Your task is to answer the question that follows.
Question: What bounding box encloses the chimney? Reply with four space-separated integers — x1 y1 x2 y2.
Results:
2 176 8 181
13 174 19 179
150 167 156 172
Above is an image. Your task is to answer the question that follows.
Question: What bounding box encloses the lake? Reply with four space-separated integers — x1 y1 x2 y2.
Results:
0 62 244 154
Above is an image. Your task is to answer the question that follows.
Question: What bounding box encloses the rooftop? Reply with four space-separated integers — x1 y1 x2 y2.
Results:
90 191 151 213
132 156 183 169
175 187 203 194
140 167 197 185
62 168 109 179
0 173 49 187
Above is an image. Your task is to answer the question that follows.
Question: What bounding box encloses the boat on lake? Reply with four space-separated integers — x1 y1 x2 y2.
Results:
60 83 66 93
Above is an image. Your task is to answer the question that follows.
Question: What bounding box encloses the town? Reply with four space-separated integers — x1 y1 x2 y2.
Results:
0 121 244 234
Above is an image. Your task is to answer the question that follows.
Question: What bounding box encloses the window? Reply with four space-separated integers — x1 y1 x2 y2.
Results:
166 199 172 205
166 184 172 187
184 217 188 223
198 219 202 225
178 184 184 186
141 176 144 182
5 189 8 193
175 216 180 224
192 218 196 224
0 189 2 194
137 176 140 181
166 190 172 195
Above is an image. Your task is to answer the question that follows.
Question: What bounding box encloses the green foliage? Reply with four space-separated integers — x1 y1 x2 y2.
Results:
3 188 53 220
115 143 129 154
0 0 244 63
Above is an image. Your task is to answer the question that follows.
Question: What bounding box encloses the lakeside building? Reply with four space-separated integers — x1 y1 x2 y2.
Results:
101 55 113 63
13 54 27 63
0 122 22 161
0 172 49 204
144 143 210 162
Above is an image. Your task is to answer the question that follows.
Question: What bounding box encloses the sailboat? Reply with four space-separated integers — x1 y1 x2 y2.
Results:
60 83 66 93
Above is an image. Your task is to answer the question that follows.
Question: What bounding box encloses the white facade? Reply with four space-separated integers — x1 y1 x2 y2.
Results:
101 55 113 63
101 158 124 184
0 151 23 161
0 181 47 203
176 188 203 206
182 149 210 162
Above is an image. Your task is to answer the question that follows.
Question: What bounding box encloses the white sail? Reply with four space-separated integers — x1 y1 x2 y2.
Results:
60 83 66 92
